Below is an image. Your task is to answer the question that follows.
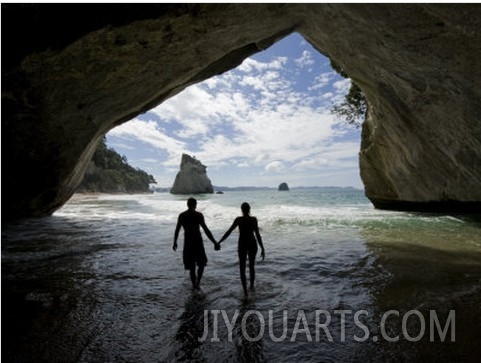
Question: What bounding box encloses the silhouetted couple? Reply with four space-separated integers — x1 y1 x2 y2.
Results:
173 197 265 296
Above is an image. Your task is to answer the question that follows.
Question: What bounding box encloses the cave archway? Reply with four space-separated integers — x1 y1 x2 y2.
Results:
106 31 363 191
2 3 481 220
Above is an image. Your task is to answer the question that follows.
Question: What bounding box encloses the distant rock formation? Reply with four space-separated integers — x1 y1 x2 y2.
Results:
170 154 214 194
77 137 156 194
278 182 289 191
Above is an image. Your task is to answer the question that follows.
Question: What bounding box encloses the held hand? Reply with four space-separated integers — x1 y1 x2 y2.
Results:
261 249 265 261
173 242 178 252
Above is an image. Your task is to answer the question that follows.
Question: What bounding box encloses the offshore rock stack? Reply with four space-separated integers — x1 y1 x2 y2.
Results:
278 182 289 191
170 154 214 194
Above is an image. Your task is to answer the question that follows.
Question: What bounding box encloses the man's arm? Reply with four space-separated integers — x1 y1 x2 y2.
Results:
173 215 182 251
199 213 217 245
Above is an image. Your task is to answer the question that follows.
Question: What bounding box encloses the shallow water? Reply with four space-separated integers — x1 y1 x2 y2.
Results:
2 190 481 362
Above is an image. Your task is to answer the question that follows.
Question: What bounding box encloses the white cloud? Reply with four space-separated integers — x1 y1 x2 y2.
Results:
333 78 351 93
295 50 315 68
141 158 160 163
309 71 336 91
238 57 287 73
237 161 250 168
108 119 187 159
264 161 285 173
240 75 265 90
108 141 137 150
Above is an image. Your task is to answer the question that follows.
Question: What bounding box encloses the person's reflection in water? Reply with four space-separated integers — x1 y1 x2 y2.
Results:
218 202 265 296
172 294 207 361
233 300 265 362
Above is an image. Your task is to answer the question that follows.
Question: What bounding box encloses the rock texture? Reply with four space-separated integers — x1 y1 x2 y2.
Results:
278 183 289 191
2 4 481 219
170 154 214 195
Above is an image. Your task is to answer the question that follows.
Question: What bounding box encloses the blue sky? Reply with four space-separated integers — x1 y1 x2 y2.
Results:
106 32 363 189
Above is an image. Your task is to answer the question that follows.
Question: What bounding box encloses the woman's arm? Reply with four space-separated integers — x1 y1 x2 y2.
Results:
219 218 239 244
254 218 265 260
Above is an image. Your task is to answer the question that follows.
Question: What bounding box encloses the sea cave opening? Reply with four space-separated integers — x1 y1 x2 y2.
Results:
98 32 364 194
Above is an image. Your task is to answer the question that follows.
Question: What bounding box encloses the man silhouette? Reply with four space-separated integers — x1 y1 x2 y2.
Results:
173 198 218 289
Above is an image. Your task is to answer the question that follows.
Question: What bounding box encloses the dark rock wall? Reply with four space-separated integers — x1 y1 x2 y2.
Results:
2 4 481 219
299 4 481 210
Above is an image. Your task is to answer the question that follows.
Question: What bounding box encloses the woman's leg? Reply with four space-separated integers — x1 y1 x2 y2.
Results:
248 248 257 289
238 249 248 295
197 265 204 288
189 267 197 289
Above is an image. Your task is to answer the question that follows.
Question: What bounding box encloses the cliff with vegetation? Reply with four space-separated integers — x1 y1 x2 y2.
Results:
76 137 156 194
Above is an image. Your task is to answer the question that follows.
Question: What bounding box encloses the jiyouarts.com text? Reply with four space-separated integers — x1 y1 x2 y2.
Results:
198 309 455 343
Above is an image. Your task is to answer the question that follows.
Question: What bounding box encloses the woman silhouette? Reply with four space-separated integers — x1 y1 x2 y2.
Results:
218 202 265 296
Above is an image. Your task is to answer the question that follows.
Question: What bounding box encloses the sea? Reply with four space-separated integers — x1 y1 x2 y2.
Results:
2 188 481 362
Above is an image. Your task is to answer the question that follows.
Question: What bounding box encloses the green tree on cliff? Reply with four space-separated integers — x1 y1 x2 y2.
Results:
77 137 156 193
330 59 367 128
